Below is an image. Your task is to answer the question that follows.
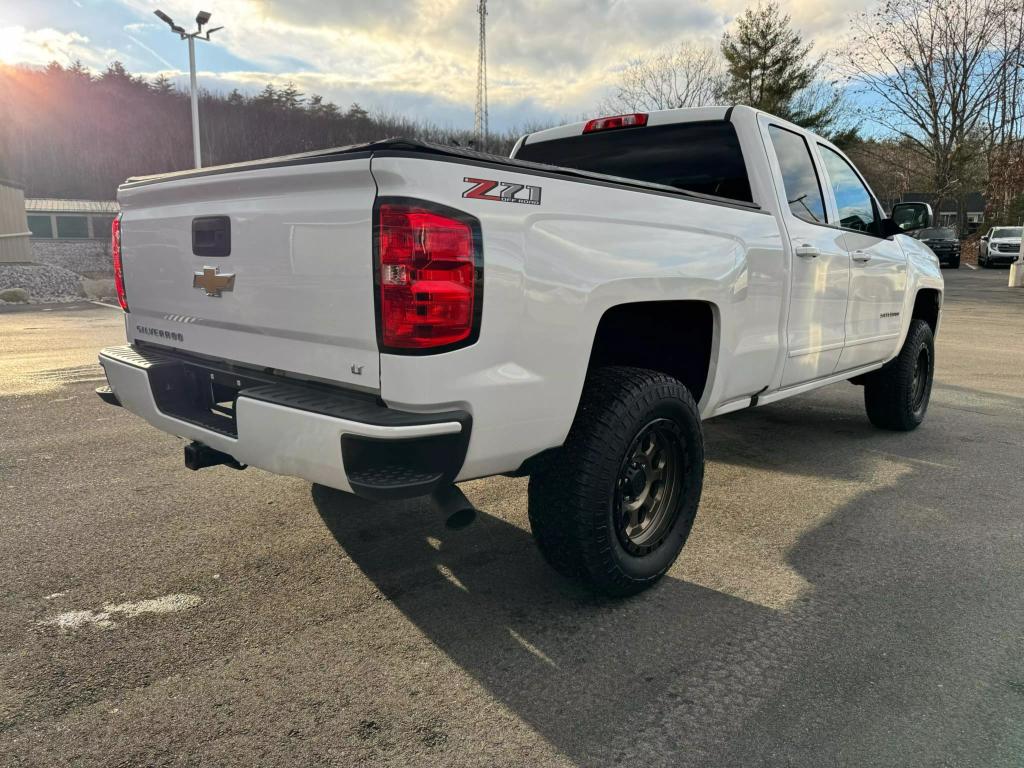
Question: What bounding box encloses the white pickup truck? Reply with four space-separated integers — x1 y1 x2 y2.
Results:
98 105 943 595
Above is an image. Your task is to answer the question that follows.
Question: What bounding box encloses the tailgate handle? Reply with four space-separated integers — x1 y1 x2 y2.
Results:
192 216 231 257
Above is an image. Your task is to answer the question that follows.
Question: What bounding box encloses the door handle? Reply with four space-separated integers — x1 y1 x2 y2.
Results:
851 250 872 263
794 243 820 258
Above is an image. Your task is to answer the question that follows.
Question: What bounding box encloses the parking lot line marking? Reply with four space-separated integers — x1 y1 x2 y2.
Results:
964 263 977 270
40 593 202 632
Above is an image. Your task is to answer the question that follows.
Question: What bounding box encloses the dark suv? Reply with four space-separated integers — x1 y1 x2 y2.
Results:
916 227 961 268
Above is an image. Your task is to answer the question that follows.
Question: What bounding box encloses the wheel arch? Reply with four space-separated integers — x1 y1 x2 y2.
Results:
911 287 942 335
507 299 719 478
585 299 718 405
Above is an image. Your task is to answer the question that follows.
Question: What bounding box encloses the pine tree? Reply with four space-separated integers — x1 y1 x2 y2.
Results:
150 74 175 95
720 3 840 134
277 82 303 110
253 83 278 106
101 61 137 85
346 103 370 123
66 59 92 81
307 94 339 117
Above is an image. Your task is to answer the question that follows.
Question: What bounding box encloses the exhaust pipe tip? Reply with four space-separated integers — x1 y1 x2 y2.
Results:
184 441 246 471
431 484 477 529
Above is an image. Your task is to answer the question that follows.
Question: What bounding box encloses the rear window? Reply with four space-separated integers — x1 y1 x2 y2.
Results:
515 120 753 203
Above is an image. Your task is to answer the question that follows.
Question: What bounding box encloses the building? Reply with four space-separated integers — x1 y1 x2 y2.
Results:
894 192 986 233
26 198 119 241
0 179 31 263
25 198 118 275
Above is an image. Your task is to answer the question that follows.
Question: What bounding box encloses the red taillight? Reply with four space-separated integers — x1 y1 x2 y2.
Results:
111 214 128 311
376 202 480 351
583 113 649 133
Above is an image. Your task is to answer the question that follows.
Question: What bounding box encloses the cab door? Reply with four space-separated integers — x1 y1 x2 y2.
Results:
761 121 851 387
814 143 908 371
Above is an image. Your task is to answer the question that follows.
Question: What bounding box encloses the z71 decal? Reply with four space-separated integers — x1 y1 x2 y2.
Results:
463 177 542 205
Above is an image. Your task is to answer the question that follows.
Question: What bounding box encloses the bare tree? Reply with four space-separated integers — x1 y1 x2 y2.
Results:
846 138 935 204
841 0 1024 214
601 42 724 113
983 3 1024 220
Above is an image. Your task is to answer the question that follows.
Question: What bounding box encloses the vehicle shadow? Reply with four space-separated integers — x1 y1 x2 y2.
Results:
311 392 1023 766
312 483 784 767
703 393 894 481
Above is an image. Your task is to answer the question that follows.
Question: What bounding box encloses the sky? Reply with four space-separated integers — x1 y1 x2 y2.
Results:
0 0 876 132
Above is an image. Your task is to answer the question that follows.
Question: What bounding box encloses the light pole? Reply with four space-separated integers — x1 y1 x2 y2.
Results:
154 9 223 168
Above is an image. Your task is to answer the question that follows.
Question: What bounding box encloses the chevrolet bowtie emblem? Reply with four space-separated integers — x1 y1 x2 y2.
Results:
193 266 235 297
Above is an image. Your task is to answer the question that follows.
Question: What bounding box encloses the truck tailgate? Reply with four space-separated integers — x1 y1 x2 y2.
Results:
117 159 379 390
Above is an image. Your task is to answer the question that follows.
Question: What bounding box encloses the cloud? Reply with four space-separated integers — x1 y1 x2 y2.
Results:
161 0 727 123
7 0 879 129
139 67 562 130
0 26 115 69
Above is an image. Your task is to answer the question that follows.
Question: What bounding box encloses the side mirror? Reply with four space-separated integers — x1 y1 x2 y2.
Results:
981 234 989 241
889 202 933 233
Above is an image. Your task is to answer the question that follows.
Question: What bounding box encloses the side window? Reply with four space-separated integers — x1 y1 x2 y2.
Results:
767 125 826 225
818 145 878 234
27 215 53 238
55 215 89 238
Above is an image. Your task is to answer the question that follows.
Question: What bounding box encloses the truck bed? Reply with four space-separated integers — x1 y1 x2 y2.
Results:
122 138 763 214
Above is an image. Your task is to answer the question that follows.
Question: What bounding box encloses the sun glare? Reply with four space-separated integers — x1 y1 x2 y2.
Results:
0 26 25 65
0 26 90 67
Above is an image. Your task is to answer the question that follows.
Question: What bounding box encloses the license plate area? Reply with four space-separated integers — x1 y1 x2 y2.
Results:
149 363 264 437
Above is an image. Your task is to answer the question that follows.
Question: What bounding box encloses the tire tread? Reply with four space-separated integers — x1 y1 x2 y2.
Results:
863 319 934 431
528 366 703 596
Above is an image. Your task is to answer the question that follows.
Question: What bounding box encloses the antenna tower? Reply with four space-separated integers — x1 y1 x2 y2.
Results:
474 0 488 150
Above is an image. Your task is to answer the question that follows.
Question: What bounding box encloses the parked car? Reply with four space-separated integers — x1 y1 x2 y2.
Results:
978 226 1022 267
916 227 960 268
96 105 944 596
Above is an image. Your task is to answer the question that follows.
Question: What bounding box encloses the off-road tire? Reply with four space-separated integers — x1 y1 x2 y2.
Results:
527 366 704 596
863 319 935 431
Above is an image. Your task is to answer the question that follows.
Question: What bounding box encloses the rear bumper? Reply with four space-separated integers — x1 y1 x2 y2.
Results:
98 344 470 499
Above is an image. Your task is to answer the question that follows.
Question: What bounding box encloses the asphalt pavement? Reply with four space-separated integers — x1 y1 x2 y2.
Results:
1 268 1022 767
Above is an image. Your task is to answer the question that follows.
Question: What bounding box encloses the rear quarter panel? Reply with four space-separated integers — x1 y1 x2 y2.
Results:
371 155 786 480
